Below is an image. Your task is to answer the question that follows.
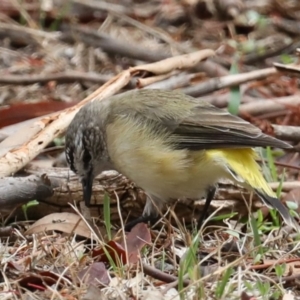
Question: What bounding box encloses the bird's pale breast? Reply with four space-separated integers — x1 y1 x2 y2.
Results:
106 116 227 201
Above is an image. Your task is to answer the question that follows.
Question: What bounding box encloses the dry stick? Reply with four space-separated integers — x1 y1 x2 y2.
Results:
274 272 300 284
73 0 228 77
271 125 300 142
272 161 300 171
142 263 190 287
0 24 40 47
249 258 300 271
0 22 59 44
239 94 300 116
60 24 169 63
60 24 227 77
0 50 214 177
0 175 57 207
242 36 293 65
181 67 278 97
269 181 300 192
0 72 112 85
137 72 177 88
0 23 223 90
143 72 203 91
130 49 214 75
274 61 300 77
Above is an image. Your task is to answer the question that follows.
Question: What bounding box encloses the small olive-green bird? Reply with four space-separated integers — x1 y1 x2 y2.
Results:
65 89 296 230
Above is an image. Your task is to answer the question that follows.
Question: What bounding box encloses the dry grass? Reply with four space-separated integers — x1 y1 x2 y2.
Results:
1 208 300 299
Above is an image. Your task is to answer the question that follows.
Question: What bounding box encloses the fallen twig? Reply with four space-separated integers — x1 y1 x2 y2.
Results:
142 263 190 287
60 24 169 63
239 94 300 116
0 175 57 208
60 24 227 77
272 124 300 142
181 67 279 97
0 71 111 85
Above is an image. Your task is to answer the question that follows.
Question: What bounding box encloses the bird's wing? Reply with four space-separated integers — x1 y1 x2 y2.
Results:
111 89 291 150
166 104 291 150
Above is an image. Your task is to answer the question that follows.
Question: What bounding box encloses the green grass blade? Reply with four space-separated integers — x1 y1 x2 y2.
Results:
228 60 241 115
215 267 233 298
266 146 278 181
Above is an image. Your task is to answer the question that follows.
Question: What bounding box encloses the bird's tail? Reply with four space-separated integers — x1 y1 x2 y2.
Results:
255 189 296 229
207 148 298 230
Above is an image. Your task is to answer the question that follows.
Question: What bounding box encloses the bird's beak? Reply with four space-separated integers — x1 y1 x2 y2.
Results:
82 173 93 207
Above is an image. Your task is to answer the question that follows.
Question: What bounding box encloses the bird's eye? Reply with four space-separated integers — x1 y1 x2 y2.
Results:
82 150 92 165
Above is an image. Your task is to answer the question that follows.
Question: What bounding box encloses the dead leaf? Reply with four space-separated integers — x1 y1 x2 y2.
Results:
92 223 151 265
120 223 151 264
25 212 94 239
0 101 77 128
78 262 110 286
92 240 127 265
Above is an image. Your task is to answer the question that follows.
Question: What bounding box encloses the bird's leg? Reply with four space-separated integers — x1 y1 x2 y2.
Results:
124 195 161 231
124 215 159 231
197 186 217 230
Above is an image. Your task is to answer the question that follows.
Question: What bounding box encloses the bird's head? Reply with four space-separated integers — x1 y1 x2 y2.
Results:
65 106 111 206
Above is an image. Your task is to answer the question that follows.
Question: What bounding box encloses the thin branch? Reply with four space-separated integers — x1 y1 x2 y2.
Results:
142 263 190 287
0 71 112 85
60 24 169 63
239 94 300 116
272 125 300 142
181 67 278 97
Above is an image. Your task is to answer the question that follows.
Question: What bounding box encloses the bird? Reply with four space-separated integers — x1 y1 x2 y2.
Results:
65 89 296 230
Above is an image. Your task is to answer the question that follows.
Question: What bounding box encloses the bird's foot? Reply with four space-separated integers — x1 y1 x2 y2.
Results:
124 215 160 231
